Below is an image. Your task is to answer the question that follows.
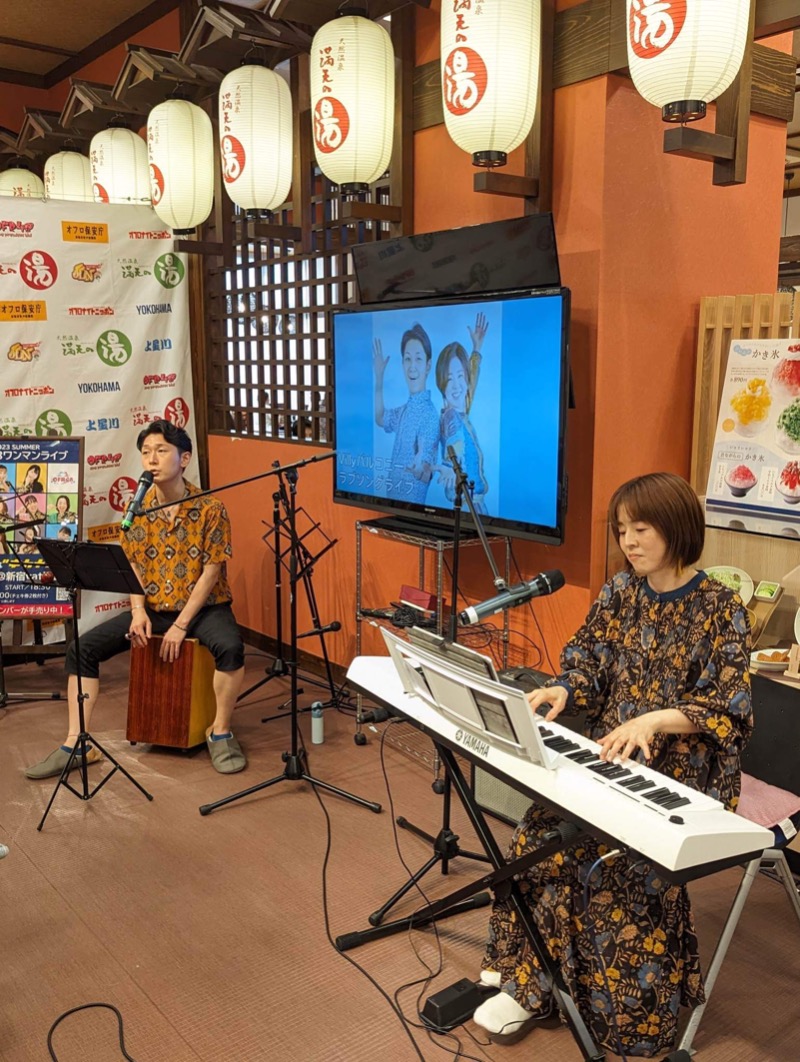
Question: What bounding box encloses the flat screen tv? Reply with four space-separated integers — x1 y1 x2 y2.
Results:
332 286 570 543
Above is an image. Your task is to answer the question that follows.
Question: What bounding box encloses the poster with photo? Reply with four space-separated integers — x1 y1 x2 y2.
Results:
0 436 83 617
706 337 800 517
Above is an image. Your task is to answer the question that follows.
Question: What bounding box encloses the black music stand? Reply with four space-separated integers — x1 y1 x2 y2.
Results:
199 464 381 818
33 540 154 831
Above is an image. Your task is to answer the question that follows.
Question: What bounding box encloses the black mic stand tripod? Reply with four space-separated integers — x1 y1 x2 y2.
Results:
199 458 381 818
237 462 344 721
33 540 154 831
360 449 499 931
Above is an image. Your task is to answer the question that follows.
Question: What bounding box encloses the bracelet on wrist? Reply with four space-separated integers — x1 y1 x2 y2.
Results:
173 622 188 632
131 604 145 611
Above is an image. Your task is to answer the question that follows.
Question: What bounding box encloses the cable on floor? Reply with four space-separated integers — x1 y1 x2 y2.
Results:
47 1002 138 1061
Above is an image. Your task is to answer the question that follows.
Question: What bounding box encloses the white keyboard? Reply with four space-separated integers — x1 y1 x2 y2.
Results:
348 656 774 883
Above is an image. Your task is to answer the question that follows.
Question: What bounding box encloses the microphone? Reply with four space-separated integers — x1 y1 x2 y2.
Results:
297 621 341 639
458 569 565 626
360 706 392 724
120 471 154 532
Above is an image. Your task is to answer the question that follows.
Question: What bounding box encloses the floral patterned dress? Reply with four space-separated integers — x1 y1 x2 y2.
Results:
481 570 752 1057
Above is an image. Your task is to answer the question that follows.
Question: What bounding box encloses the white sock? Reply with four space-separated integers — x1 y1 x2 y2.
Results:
480 969 502 988
473 991 534 1036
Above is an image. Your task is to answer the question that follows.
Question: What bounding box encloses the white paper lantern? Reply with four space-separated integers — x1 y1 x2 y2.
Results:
309 14 394 194
219 65 293 212
626 0 751 122
44 151 93 201
0 166 45 198
147 99 214 233
441 0 540 167
90 127 150 204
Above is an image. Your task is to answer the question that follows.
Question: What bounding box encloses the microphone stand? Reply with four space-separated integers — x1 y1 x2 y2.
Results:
359 449 492 934
196 460 381 818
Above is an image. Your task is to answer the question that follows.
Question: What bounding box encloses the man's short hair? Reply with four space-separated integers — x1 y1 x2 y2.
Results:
136 419 192 455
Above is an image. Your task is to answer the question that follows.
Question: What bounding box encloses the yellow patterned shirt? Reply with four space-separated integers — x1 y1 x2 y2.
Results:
121 480 233 611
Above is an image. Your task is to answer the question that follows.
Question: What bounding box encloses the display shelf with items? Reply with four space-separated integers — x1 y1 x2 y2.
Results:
354 516 511 746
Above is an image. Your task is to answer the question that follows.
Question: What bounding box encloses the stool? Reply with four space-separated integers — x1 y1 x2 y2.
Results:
127 636 216 749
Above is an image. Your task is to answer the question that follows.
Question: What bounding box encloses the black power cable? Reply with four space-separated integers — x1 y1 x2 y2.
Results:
47 1002 137 1061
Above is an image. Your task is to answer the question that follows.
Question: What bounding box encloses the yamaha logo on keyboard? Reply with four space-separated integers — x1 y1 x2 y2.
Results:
455 729 490 759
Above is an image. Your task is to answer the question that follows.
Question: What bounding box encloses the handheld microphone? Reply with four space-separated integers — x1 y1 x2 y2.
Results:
360 706 392 724
297 621 341 639
459 569 565 626
120 471 154 532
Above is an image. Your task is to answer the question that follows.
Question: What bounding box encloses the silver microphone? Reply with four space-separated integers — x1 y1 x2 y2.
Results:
459 569 565 626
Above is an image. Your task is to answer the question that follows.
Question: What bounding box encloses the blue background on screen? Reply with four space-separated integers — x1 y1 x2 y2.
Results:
333 290 566 535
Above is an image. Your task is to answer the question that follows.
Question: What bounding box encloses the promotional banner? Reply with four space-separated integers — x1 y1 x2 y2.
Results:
706 337 800 522
0 199 197 632
0 437 82 617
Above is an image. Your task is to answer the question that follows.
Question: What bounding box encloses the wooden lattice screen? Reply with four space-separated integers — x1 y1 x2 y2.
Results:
205 169 398 446
690 292 800 494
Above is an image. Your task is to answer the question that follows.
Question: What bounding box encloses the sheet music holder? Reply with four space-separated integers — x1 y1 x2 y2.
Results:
36 540 144 598
33 539 153 830
382 627 554 769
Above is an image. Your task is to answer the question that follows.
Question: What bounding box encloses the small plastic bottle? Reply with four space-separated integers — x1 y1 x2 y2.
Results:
311 702 324 744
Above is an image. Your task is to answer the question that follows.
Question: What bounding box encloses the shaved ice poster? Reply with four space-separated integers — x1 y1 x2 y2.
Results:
706 338 800 517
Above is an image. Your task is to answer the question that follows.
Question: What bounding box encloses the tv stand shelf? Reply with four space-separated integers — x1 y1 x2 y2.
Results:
354 516 511 667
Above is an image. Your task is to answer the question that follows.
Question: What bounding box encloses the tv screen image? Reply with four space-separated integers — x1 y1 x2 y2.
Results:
332 287 570 543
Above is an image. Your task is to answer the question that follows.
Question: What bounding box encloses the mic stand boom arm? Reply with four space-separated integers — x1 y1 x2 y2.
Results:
445 446 508 618
137 450 336 517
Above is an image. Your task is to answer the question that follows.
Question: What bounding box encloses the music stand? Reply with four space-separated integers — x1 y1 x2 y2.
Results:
33 540 154 831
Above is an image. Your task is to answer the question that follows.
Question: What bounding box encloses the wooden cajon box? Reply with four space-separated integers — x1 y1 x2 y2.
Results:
127 636 215 748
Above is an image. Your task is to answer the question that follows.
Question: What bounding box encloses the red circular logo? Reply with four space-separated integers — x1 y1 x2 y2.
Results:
443 47 488 116
93 183 109 203
109 476 139 513
165 397 190 428
628 0 687 60
150 163 164 205
313 97 350 154
20 250 58 290
221 135 246 183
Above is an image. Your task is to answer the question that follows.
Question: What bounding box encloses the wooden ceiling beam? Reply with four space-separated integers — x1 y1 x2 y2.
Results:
42 0 181 89
754 0 800 39
0 36 77 58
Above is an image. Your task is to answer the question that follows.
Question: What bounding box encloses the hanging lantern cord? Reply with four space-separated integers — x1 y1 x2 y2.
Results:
242 45 267 67
337 2 368 17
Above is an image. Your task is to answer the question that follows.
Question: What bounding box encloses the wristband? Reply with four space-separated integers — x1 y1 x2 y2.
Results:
173 622 188 632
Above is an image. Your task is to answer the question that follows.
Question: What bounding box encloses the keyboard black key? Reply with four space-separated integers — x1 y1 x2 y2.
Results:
643 787 672 803
604 766 632 780
662 796 691 810
617 775 644 789
627 779 656 792
566 750 591 762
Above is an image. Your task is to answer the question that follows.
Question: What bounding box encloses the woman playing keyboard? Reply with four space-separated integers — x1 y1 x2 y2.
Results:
473 471 752 1057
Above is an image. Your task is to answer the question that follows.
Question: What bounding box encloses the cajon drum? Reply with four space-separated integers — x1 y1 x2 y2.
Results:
127 636 216 748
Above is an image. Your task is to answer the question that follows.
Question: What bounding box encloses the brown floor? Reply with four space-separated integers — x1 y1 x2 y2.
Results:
1 649 798 1062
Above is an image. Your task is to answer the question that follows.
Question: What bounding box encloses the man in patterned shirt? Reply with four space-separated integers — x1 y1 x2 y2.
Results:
25 420 246 779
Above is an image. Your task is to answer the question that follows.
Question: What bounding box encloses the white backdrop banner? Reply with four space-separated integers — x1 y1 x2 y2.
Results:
0 199 198 631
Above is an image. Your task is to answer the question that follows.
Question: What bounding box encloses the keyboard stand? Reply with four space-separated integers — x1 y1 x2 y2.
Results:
336 742 607 1062
674 848 800 1057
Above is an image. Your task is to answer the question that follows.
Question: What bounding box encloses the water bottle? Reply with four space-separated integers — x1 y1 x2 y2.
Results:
311 702 324 744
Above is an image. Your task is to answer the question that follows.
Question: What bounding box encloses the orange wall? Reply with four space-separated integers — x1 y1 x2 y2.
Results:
0 10 180 134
